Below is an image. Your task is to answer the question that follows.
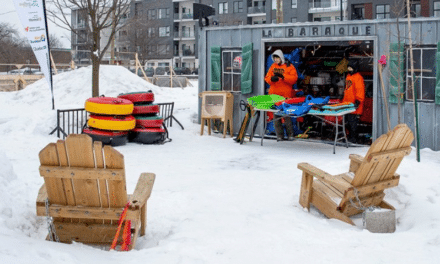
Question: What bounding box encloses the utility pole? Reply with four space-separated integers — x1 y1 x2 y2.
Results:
276 0 283 24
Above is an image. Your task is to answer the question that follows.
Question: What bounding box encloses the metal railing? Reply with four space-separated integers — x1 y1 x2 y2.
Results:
49 108 88 139
247 6 266 14
308 1 337 9
49 102 184 139
173 13 193 20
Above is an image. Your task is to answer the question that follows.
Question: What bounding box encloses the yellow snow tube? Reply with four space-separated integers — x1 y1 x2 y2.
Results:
88 115 136 131
85 97 134 115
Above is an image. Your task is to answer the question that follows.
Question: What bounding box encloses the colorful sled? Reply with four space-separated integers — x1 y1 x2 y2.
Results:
135 116 164 128
247 94 285 110
82 127 128 146
88 115 136 131
85 97 134 115
118 91 155 104
132 103 160 115
129 127 167 144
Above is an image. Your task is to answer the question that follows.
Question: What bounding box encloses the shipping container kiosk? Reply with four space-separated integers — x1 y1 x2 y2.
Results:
197 18 440 151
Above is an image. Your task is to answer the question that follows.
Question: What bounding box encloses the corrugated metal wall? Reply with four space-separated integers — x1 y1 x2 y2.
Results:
198 18 440 150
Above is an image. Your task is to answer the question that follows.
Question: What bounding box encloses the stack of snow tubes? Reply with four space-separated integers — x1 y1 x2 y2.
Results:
83 97 136 146
117 91 167 144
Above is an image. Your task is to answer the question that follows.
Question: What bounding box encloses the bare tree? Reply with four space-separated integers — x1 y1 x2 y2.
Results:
123 15 161 67
49 33 63 49
47 0 130 97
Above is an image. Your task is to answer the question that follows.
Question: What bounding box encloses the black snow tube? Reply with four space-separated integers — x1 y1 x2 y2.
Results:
83 127 128 146
129 127 166 144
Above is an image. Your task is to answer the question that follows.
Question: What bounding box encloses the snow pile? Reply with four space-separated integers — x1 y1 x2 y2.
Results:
0 66 439 263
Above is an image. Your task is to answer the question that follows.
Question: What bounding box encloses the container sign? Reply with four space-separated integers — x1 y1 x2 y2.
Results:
263 24 375 39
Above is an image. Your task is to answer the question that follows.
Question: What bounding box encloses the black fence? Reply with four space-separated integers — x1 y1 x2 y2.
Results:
50 102 184 139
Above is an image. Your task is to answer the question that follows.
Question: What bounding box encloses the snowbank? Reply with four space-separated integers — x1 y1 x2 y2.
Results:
0 65 439 264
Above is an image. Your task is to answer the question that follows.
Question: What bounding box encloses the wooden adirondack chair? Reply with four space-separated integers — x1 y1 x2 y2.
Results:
36 134 155 250
298 124 414 225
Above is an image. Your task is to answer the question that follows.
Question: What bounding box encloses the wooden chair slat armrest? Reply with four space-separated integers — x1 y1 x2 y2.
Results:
130 173 156 209
36 184 47 204
36 184 47 216
298 163 352 190
348 154 363 173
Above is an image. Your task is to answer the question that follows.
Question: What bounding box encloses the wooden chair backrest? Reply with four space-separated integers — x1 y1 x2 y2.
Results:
39 134 127 209
351 124 414 187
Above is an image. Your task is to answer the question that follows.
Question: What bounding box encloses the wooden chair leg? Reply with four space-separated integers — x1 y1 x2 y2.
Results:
378 200 395 210
140 204 146 236
228 118 233 137
299 172 313 210
200 118 205 135
208 119 211 135
222 120 227 138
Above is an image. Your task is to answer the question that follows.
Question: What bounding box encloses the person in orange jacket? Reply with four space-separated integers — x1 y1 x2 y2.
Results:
264 50 298 140
342 60 365 143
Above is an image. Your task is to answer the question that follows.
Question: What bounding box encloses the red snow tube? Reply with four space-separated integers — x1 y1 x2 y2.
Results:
129 127 166 144
132 103 160 115
135 116 163 128
88 114 136 131
85 97 133 115
118 91 155 104
83 127 128 146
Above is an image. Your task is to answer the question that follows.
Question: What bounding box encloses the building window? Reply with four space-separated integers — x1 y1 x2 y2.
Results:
148 28 156 37
233 1 243 13
406 46 436 101
148 9 156 20
291 18 297 23
435 1 440 17
376 4 390 19
219 2 228 14
314 17 331 22
406 2 421 17
291 0 297 8
158 8 170 19
135 3 142 17
159 26 170 37
222 48 242 92
158 44 168 55
352 4 365 20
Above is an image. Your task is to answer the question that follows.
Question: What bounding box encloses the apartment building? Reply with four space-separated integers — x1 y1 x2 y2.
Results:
72 1 440 67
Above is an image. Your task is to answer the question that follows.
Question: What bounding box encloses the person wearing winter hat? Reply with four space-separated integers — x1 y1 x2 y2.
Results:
342 59 365 143
264 49 298 141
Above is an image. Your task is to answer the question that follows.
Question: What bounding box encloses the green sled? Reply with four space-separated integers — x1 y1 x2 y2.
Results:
247 94 285 110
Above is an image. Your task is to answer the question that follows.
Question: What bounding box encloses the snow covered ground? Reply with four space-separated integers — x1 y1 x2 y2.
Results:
0 65 439 263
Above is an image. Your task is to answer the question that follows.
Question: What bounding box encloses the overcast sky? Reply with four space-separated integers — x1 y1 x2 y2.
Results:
2 1 71 49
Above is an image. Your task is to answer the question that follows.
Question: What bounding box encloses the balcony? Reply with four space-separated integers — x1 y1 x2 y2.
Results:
308 0 346 13
174 13 194 20
75 21 86 29
248 1 266 16
173 31 195 39
182 49 195 56
173 50 195 57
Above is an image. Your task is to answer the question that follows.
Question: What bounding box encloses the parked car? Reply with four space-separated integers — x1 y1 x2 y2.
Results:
8 67 41 75
155 67 167 75
192 68 198 75
130 68 154 77
173 67 191 75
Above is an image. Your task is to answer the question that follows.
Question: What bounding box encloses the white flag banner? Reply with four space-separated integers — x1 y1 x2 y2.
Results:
13 0 54 108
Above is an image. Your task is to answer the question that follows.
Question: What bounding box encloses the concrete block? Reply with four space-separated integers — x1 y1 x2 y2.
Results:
364 208 396 233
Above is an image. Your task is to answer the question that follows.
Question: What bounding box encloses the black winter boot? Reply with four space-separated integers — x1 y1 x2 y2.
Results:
274 118 284 141
284 117 295 141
